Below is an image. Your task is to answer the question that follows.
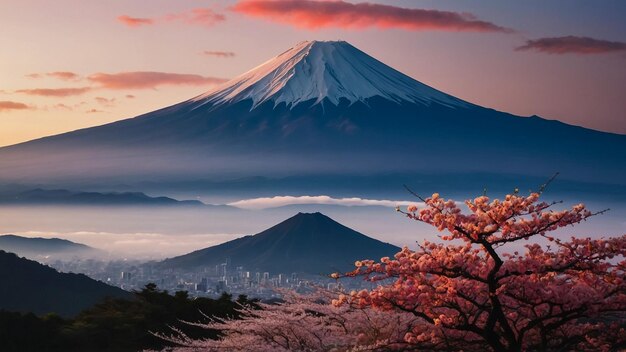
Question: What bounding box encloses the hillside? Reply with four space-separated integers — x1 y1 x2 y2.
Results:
0 250 131 316
0 234 97 258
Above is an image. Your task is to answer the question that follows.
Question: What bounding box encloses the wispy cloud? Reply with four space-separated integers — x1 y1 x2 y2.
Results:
516 36 626 55
15 71 221 97
47 71 81 81
18 231 240 259
86 108 105 114
53 103 73 111
118 8 225 28
117 15 155 27
26 71 81 81
202 50 236 58
88 71 227 89
0 100 33 112
94 96 116 107
165 8 226 27
15 87 92 97
228 195 423 210
232 0 512 32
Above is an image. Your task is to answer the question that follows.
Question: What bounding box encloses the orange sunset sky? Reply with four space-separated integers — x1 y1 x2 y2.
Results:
1 0 625 147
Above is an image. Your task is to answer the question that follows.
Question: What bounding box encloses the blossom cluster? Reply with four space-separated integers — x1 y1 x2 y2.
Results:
335 191 625 351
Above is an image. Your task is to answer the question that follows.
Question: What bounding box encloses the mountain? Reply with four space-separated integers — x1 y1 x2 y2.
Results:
0 234 98 259
0 40 623 187
0 250 131 316
160 212 400 275
192 40 468 109
0 188 204 206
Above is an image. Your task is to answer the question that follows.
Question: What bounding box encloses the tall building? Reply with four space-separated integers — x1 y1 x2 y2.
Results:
120 271 132 281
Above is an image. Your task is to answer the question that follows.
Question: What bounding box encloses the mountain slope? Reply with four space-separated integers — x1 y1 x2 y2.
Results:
0 40 623 186
0 250 131 316
0 235 97 258
192 40 469 109
161 212 400 274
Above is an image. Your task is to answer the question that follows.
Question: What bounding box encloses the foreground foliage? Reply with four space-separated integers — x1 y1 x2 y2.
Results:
154 290 419 351
334 185 626 351
0 284 254 352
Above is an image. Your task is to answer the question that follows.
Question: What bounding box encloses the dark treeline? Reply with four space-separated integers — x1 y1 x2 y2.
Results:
0 283 257 352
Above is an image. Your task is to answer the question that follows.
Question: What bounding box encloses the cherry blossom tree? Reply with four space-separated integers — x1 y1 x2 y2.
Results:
153 290 419 351
333 181 626 351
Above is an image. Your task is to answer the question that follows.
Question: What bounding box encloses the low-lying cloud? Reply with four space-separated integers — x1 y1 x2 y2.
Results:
228 195 422 210
17 231 242 259
516 36 626 55
87 71 227 89
232 0 512 32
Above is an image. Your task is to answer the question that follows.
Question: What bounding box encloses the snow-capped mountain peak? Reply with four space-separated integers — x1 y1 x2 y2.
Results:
192 40 468 109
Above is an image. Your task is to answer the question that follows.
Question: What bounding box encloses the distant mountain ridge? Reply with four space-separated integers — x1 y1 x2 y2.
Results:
0 188 204 206
161 212 400 275
0 234 98 258
0 250 130 316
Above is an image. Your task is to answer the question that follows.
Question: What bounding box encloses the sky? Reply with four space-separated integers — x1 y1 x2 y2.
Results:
1 0 625 147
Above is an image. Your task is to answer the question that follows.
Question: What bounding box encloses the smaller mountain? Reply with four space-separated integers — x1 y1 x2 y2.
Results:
161 212 400 275
0 250 131 316
0 234 99 259
0 188 204 206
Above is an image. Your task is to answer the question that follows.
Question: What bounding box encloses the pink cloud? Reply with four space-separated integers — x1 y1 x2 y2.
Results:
15 87 92 97
87 71 227 89
86 108 105 114
118 8 225 28
117 15 155 27
95 97 116 107
53 103 73 111
26 71 81 81
231 0 512 32
516 36 626 55
0 101 32 112
125 94 136 99
165 8 226 27
202 50 236 58
47 71 81 81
